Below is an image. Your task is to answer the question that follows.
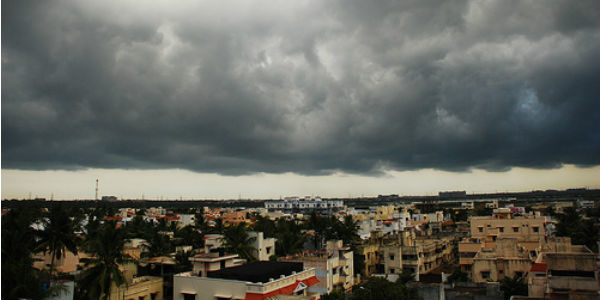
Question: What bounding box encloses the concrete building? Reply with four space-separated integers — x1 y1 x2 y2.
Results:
459 211 547 273
400 234 455 280
471 238 532 283
265 197 344 213
249 231 276 261
173 261 320 300
190 251 244 277
279 240 354 295
528 238 600 299
222 212 247 225
109 276 164 300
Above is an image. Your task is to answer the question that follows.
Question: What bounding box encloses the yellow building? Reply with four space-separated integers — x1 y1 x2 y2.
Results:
471 238 532 283
459 211 547 273
528 237 600 300
109 276 164 300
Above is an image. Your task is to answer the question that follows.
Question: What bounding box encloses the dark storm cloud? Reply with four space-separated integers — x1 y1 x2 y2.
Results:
2 0 600 175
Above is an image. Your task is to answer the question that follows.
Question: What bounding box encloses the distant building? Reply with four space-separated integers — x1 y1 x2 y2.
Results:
265 197 344 213
439 191 467 198
101 195 118 201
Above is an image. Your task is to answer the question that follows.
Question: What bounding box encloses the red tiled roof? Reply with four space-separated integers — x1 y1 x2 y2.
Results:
530 262 547 273
103 216 123 220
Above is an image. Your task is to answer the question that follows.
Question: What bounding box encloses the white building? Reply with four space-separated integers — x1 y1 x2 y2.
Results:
249 232 276 261
173 261 320 300
278 240 354 295
265 197 345 212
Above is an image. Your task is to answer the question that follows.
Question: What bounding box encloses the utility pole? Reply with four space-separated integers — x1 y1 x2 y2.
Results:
95 179 99 200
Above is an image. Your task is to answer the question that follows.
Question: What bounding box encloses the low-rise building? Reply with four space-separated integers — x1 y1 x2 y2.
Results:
459 211 547 273
471 238 532 283
173 261 320 300
279 240 354 295
528 237 600 299
249 231 276 261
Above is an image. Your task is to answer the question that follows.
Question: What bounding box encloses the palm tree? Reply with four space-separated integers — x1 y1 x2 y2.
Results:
275 219 306 256
2 207 54 300
337 215 360 245
35 204 80 283
146 230 174 258
307 212 327 249
252 215 276 238
79 221 132 300
223 224 256 261
499 275 527 300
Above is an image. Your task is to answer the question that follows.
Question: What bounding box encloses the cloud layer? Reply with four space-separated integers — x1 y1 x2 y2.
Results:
3 0 600 175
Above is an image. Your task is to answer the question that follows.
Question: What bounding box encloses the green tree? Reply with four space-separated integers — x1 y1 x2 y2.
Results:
397 269 416 284
35 204 81 284
252 215 277 238
146 230 174 258
79 221 132 300
174 225 204 249
447 269 469 284
499 275 527 300
307 212 328 249
322 288 345 300
1 207 60 300
223 224 256 261
336 215 360 245
275 219 306 256
350 277 422 300
556 207 600 252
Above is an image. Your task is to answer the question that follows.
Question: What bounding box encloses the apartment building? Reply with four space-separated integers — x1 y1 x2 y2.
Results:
528 237 600 299
278 240 354 295
459 210 547 273
471 238 532 283
400 234 455 280
173 261 320 300
355 231 456 281
264 197 344 213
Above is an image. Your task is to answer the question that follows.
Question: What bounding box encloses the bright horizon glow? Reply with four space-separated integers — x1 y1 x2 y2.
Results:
2 164 599 200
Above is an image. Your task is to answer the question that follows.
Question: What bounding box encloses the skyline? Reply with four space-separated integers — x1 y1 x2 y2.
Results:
2 0 600 198
3 165 599 200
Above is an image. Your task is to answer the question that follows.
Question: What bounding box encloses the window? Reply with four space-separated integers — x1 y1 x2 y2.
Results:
498 227 504 233
513 227 519 232
183 294 195 300
481 271 490 279
390 255 395 261
515 272 523 278
266 247 272 254
220 260 226 269
478 227 483 232
332 268 338 275
390 268 395 274
533 226 539 233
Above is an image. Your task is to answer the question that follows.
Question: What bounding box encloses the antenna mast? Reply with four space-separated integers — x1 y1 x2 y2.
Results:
95 179 99 200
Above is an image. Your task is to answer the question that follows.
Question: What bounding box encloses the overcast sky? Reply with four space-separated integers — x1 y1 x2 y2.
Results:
2 0 599 199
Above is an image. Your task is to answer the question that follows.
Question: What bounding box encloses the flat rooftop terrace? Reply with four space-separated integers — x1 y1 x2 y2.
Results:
207 261 304 283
